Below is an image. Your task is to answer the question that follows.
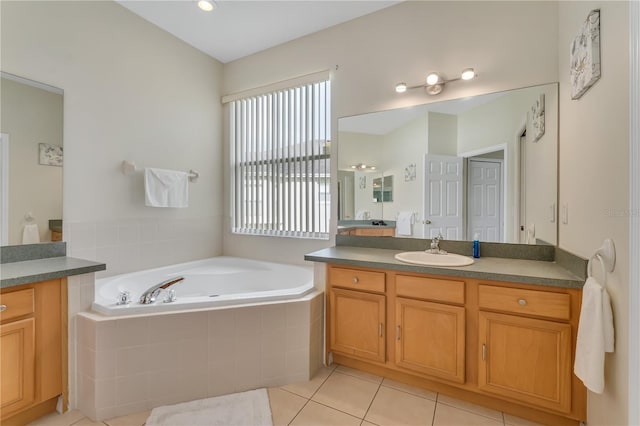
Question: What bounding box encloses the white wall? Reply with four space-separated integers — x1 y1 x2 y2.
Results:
427 112 457 156
1 77 63 245
223 1 559 263
1 1 224 277
558 2 629 425
457 84 559 244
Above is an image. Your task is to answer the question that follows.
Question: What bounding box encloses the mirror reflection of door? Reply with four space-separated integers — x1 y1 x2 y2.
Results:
337 170 355 220
423 154 463 239
467 157 504 242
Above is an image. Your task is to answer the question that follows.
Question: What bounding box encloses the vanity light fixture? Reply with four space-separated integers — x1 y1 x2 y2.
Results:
350 163 376 171
198 0 215 12
395 68 477 95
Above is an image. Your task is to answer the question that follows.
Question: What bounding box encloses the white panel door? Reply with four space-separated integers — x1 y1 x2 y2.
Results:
423 155 463 239
467 159 502 242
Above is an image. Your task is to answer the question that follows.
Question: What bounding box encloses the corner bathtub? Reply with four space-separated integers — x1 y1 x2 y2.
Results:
92 256 315 316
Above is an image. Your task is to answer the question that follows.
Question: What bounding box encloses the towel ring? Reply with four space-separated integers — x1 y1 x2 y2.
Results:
588 254 608 287
587 238 616 288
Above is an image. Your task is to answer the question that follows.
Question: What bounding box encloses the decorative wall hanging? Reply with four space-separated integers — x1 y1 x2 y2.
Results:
38 143 63 166
527 94 545 143
570 9 601 100
358 176 366 189
404 164 416 181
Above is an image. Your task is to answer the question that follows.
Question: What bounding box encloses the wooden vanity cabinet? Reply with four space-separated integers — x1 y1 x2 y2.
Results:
394 275 465 383
0 279 67 424
328 267 386 362
325 264 586 426
477 285 573 413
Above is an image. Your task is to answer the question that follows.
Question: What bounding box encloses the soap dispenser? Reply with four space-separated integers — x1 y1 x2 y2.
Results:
473 233 480 258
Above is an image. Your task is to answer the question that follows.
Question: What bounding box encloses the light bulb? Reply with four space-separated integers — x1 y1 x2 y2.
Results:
395 83 407 93
461 68 476 80
426 73 440 86
198 0 214 12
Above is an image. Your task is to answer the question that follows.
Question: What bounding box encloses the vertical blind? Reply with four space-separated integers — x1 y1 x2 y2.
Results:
230 80 331 239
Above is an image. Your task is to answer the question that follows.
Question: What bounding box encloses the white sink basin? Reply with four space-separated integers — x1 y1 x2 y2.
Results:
394 251 475 267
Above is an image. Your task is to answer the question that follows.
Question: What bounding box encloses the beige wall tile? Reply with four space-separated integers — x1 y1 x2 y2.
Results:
504 413 544 426
104 409 150 426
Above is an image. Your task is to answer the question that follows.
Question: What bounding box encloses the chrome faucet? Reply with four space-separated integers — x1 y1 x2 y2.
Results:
139 277 184 305
429 233 447 254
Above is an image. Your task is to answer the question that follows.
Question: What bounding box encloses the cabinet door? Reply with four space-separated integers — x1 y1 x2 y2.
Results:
1 318 36 415
478 311 571 413
395 298 465 383
329 288 385 362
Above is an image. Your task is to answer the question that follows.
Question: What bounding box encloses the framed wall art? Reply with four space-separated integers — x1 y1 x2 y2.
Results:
570 9 601 100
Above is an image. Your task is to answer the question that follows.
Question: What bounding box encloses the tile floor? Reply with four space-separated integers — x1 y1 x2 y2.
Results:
28 364 544 426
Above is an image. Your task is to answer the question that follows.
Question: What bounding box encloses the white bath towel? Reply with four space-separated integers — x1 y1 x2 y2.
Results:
396 211 414 236
146 388 272 426
574 276 615 394
145 168 189 208
355 210 370 220
22 223 40 244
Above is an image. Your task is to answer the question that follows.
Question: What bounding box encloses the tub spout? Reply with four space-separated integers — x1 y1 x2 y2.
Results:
139 277 184 305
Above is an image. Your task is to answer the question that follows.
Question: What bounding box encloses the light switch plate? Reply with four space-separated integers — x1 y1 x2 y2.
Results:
561 204 568 224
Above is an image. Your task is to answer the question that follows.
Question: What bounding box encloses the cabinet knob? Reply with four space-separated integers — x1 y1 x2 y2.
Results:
353 277 359 284
0 305 6 312
518 299 527 306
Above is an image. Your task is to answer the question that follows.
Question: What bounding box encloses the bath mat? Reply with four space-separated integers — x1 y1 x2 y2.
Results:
145 388 273 426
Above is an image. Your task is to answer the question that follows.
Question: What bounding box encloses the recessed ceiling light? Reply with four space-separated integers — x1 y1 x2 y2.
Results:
198 0 215 12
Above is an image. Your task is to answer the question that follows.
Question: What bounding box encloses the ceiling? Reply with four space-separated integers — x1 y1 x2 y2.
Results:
117 0 400 64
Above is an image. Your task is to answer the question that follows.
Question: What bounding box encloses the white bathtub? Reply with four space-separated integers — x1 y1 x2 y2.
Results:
92 256 315 316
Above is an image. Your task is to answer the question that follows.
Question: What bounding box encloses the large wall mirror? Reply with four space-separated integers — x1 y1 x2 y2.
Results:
338 83 558 245
1 72 63 246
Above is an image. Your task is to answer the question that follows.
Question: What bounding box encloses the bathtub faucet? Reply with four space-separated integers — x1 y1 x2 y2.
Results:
139 277 184 304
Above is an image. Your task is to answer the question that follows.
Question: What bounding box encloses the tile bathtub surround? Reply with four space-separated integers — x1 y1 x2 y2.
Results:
64 216 221 278
75 292 324 421
30 365 544 426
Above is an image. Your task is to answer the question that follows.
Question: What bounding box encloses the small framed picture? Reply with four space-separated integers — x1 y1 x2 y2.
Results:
39 143 63 166
404 164 416 182
359 176 366 189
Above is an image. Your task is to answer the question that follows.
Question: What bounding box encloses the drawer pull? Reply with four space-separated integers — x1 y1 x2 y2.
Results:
518 299 527 306
0 305 6 312
353 277 359 284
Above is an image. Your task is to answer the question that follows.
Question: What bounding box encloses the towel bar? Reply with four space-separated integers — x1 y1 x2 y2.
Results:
121 160 199 182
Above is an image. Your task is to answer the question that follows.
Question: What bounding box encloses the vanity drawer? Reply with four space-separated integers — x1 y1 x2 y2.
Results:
0 288 35 322
478 285 570 320
396 275 465 304
329 266 385 293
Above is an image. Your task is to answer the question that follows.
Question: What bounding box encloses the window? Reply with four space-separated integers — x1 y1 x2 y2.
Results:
230 79 331 239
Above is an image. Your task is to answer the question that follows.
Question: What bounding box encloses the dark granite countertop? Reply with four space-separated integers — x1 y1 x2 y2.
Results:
305 246 585 289
1 257 106 289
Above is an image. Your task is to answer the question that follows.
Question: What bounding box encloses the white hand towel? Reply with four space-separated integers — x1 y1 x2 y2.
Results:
574 277 615 394
396 211 414 236
22 223 40 244
145 168 189 208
